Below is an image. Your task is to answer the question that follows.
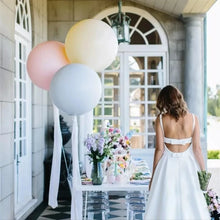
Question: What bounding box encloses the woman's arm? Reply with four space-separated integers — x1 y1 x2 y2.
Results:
192 115 206 171
149 116 164 190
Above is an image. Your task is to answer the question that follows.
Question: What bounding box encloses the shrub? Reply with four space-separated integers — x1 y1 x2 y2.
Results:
208 150 220 159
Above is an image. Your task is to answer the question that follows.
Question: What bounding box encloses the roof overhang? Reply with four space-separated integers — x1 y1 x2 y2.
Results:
129 0 217 17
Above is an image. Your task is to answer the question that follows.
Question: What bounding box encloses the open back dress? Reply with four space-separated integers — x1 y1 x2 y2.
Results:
145 114 210 220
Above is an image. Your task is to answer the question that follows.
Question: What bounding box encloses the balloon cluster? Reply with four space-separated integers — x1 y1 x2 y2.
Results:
27 19 118 115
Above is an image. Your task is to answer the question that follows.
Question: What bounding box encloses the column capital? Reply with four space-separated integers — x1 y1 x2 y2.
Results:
181 13 206 25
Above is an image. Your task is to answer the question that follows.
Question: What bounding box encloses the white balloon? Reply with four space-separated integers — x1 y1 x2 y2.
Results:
50 64 102 115
65 19 118 72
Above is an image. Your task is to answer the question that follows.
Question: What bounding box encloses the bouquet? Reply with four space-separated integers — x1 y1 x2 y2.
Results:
197 170 212 191
84 133 111 162
204 189 220 219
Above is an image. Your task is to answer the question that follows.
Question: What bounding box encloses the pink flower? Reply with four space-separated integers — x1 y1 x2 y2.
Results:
208 189 215 197
209 204 215 212
109 128 114 133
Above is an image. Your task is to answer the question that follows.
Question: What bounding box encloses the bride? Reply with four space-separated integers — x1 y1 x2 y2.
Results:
145 85 210 220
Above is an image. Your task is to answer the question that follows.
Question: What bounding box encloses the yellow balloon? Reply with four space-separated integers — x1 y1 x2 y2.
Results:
65 19 118 72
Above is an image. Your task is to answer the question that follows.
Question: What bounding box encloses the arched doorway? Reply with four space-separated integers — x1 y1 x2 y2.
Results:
93 7 168 159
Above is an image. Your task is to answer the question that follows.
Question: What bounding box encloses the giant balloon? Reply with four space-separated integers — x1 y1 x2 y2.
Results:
65 19 118 72
27 41 70 90
50 64 102 115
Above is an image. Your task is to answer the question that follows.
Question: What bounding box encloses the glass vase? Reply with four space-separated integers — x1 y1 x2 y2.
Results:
91 160 103 185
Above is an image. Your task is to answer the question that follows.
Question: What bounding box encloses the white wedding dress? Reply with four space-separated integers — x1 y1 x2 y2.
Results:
145 114 210 220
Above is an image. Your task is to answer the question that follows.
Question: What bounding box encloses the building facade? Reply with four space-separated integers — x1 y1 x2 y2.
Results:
0 0 216 218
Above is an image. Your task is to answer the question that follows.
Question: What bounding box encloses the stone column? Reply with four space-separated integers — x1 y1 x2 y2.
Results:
183 14 205 128
183 14 207 163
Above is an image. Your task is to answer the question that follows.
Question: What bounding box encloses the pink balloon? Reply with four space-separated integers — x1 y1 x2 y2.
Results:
27 41 70 90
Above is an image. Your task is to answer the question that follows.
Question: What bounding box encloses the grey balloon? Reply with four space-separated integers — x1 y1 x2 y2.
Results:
50 63 102 115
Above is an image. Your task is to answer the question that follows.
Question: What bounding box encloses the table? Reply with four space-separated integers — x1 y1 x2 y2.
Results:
79 183 149 220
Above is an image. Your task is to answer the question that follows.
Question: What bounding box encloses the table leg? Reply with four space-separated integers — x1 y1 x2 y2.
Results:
84 191 88 220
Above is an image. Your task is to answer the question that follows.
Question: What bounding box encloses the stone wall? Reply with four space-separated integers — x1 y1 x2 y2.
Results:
0 0 48 218
0 0 15 219
30 0 48 211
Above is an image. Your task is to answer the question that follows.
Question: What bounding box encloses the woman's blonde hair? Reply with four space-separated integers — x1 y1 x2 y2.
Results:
156 85 188 121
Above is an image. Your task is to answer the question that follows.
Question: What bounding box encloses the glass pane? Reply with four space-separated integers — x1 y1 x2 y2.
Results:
130 135 145 149
93 119 102 133
126 12 140 27
130 104 145 117
14 102 16 118
104 72 119 86
148 119 155 132
93 104 102 116
14 122 16 139
104 104 119 117
148 72 160 85
106 56 120 70
23 102 26 117
23 83 26 99
148 135 156 148
148 104 157 117
19 62 22 79
130 119 145 133
129 56 144 70
23 64 26 80
147 57 163 69
104 106 112 116
108 119 120 128
23 121 26 137
137 17 154 34
129 72 144 86
130 88 145 102
104 88 119 102
19 82 22 98
19 101 22 117
23 46 26 60
146 31 161 44
130 31 145 45
148 88 160 101
23 140 26 156
19 43 22 59
19 140 22 156
104 78 113 86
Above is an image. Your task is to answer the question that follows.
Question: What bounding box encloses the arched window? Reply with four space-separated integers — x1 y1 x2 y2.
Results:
14 0 32 214
93 7 168 152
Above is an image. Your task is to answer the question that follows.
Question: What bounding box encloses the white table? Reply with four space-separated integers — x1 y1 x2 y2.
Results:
79 182 149 220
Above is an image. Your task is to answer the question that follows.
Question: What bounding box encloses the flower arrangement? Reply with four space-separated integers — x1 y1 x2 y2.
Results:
85 124 134 184
101 125 133 155
204 189 220 218
101 125 134 184
84 133 111 162
85 125 133 161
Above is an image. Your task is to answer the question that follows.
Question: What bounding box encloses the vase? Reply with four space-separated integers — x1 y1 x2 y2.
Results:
211 210 220 220
91 161 103 185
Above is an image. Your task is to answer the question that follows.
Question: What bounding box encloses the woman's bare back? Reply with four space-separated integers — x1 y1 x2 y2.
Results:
162 112 194 152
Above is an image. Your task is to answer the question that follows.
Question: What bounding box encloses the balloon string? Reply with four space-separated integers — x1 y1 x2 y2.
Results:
48 105 63 208
71 116 82 220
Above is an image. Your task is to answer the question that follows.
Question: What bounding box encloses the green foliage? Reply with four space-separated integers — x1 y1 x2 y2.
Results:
197 170 212 191
208 86 220 116
208 150 220 159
